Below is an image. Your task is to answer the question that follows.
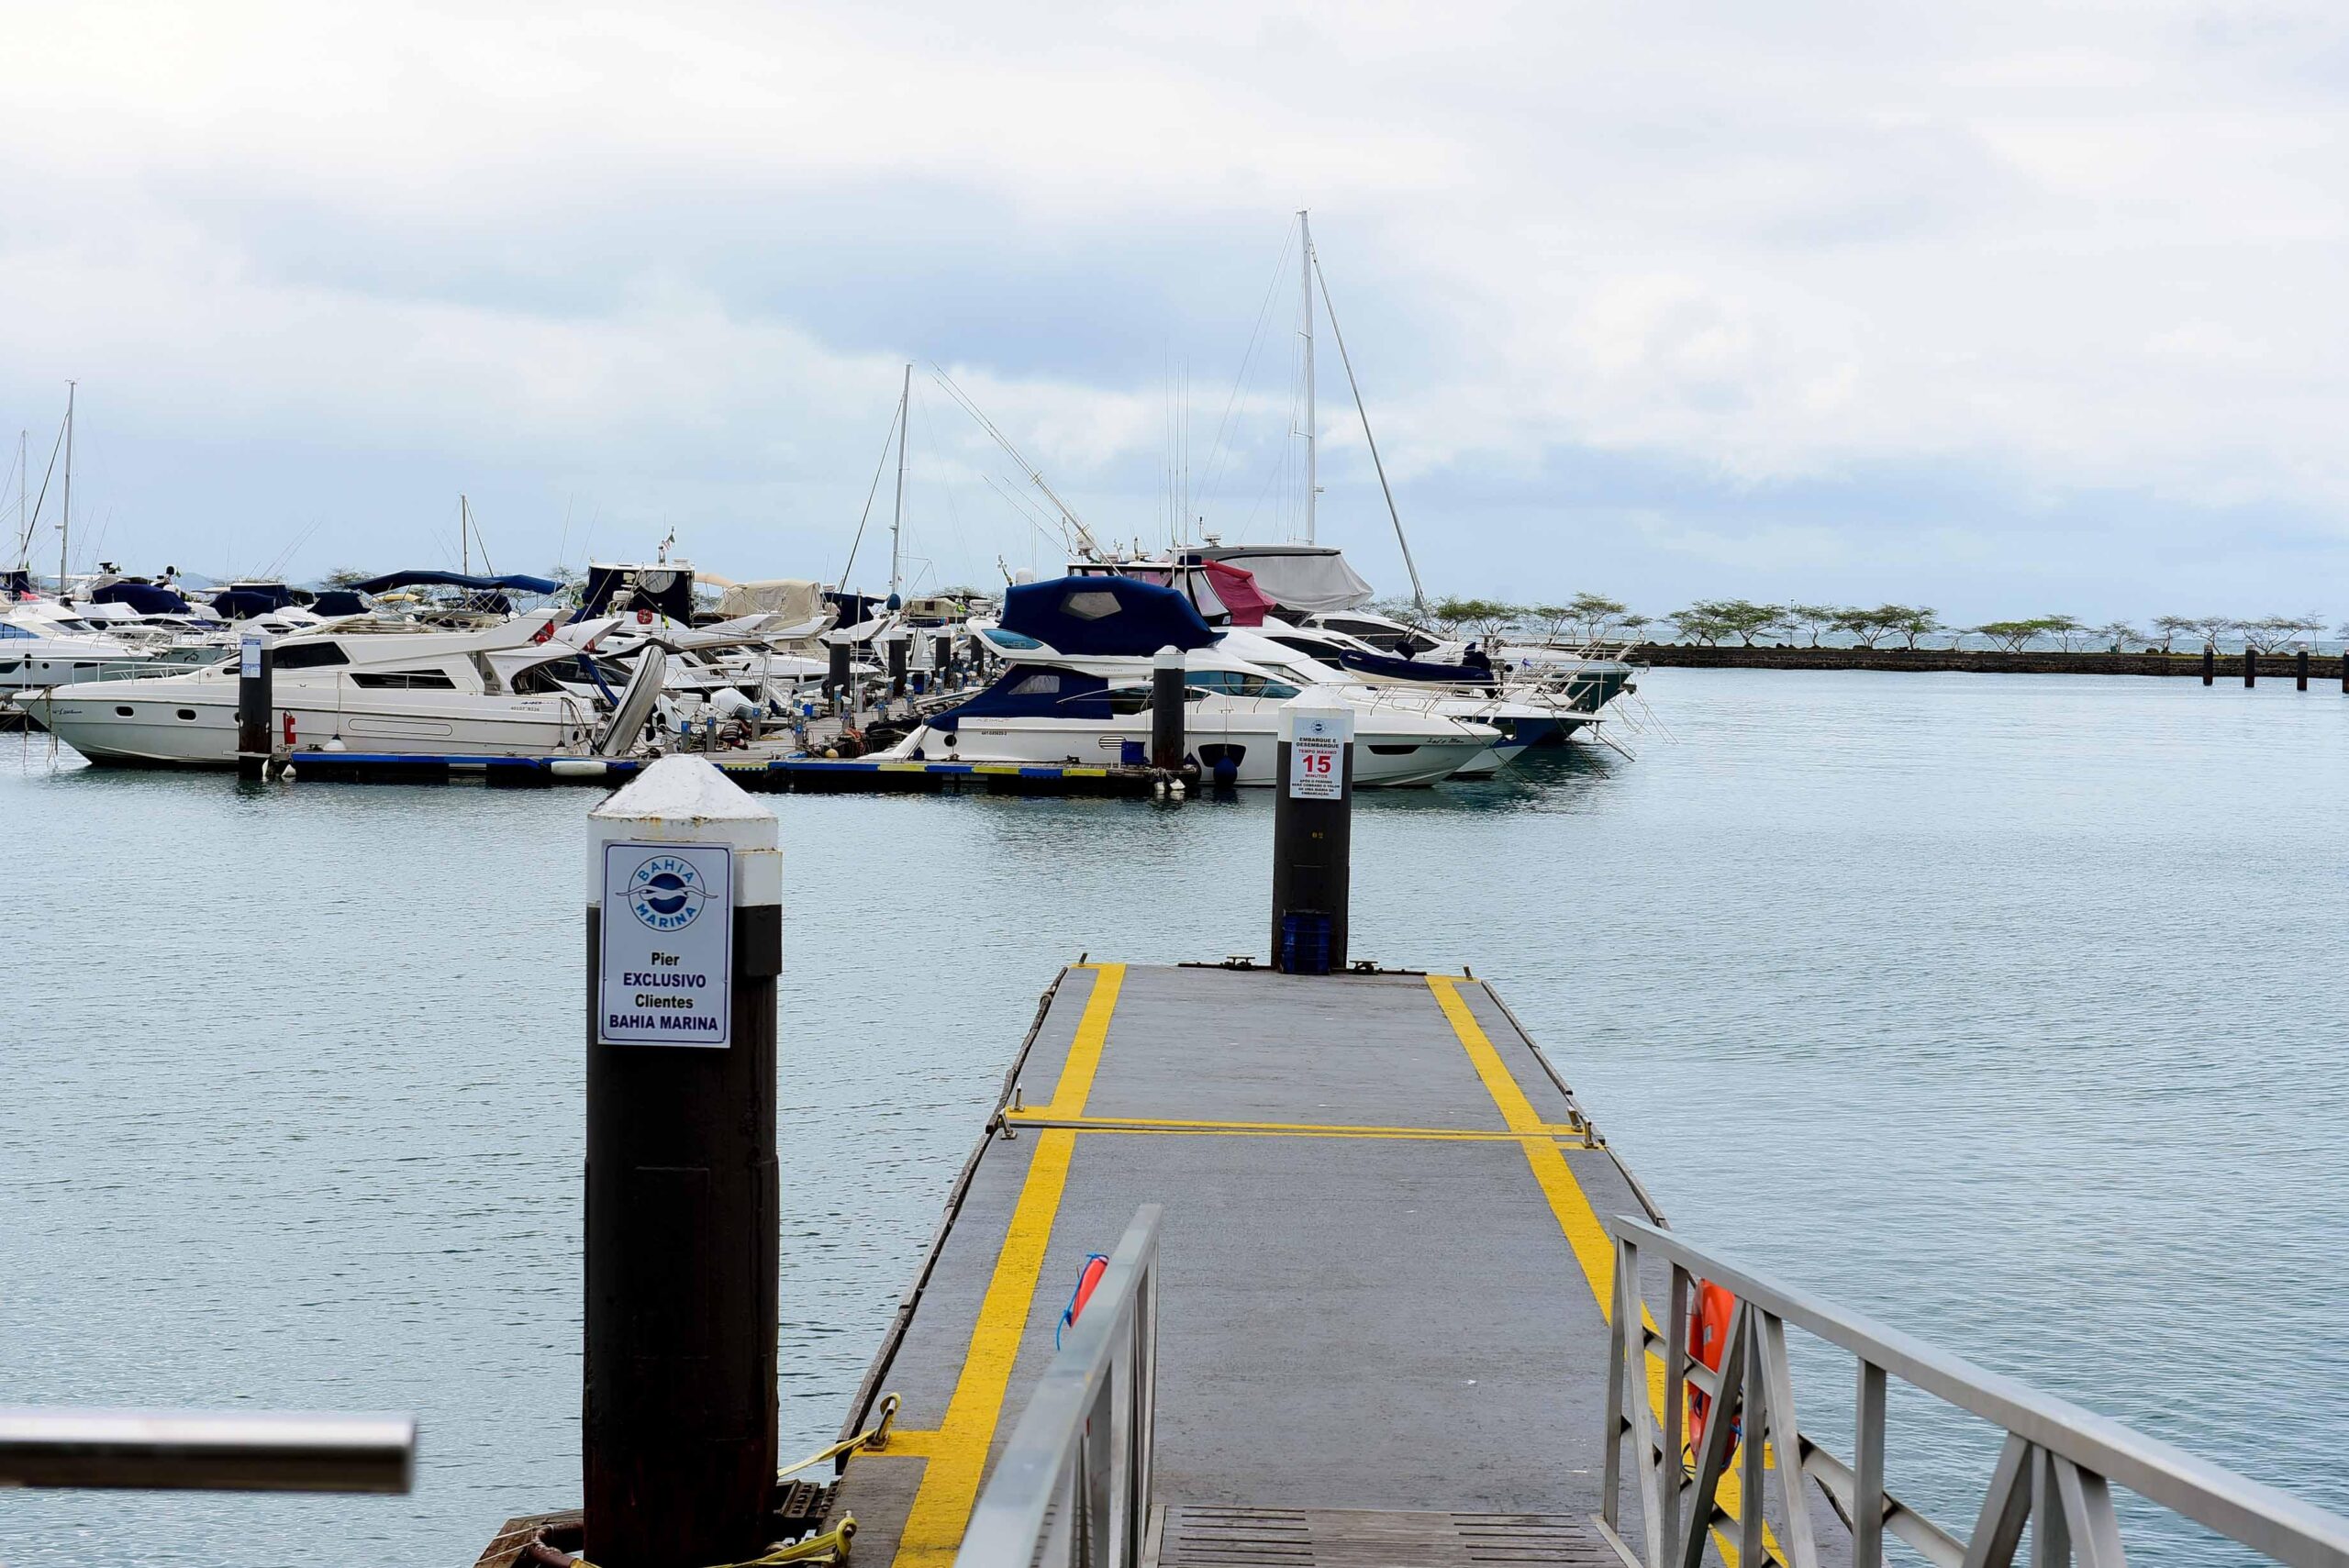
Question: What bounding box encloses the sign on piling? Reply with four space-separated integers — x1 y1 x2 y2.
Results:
1287 712 1346 800
597 843 733 1047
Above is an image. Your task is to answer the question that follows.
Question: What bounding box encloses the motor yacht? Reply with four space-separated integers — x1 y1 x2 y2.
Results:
19 610 606 765
875 576 1499 787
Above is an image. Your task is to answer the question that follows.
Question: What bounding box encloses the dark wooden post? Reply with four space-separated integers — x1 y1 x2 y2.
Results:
1150 646 1186 771
584 759 780 1568
887 634 907 699
824 638 849 705
2298 648 2310 691
2244 647 2257 687
2202 644 2215 686
235 635 273 781
1270 706 1353 974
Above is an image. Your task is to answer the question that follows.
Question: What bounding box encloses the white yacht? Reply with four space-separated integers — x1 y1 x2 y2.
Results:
0 602 160 693
19 611 606 765
875 576 1499 788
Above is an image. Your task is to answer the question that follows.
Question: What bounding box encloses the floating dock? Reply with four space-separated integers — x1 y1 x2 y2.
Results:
829 960 1671 1568
256 751 1183 796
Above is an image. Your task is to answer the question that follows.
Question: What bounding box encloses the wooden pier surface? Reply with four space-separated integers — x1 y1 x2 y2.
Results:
831 962 1673 1568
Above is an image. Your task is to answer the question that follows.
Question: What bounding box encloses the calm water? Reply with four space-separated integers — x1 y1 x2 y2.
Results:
4 669 2343 1567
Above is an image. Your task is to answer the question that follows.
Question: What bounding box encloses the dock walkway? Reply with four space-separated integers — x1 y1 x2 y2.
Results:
834 962 1668 1568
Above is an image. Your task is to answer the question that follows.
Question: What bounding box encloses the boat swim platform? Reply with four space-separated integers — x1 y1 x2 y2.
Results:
830 960 1698 1568
247 751 1176 796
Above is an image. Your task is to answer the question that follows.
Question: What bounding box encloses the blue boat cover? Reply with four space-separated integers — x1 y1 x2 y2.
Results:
999 575 1217 656
308 590 372 617
351 569 562 595
930 667 1113 727
213 588 288 618
1338 648 1497 685
93 581 190 614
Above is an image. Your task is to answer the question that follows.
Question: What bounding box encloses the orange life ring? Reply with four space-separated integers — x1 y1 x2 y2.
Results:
1687 1281 1735 1452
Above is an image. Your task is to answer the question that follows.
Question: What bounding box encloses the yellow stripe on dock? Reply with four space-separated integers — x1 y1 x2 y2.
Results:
891 963 1125 1568
1427 975 1778 1568
1000 1110 1587 1143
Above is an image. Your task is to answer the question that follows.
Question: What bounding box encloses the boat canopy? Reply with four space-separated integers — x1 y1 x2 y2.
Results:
1338 647 1496 686
1191 560 1274 627
1000 575 1218 656
212 587 290 619
351 569 562 595
930 667 1114 728
92 581 191 615
716 579 825 621
1186 545 1374 615
579 563 695 623
308 590 373 617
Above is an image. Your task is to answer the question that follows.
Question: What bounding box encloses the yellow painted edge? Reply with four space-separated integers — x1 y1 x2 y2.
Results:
889 963 1125 1568
972 764 1023 774
1427 975 1782 1568
1002 1110 1584 1143
876 761 932 772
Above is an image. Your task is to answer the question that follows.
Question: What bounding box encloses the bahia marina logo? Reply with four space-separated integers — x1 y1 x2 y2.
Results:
625 854 712 932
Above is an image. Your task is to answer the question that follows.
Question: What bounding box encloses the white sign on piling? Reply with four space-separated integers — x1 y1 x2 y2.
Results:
588 756 779 1050
239 637 262 678
1286 706 1353 801
598 842 733 1046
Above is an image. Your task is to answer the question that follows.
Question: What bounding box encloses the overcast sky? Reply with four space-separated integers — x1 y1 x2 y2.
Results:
6 1 2347 622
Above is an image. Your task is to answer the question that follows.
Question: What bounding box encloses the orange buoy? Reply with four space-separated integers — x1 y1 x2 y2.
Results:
1686 1281 1736 1453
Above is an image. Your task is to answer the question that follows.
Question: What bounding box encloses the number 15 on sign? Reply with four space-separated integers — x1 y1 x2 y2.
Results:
1289 735 1342 799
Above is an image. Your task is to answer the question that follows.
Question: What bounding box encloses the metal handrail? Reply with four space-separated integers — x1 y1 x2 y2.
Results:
956 1206 1162 1568
1597 1217 2349 1568
0 1408 415 1492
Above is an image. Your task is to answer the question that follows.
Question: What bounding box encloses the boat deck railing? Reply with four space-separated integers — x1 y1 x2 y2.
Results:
1598 1216 2349 1568
954 1206 1163 1568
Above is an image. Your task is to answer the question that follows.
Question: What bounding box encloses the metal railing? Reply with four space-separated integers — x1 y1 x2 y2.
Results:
1597 1218 2349 1568
956 1206 1162 1568
0 1407 414 1492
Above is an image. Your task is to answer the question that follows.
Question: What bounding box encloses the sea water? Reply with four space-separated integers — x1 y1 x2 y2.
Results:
2 668 2343 1567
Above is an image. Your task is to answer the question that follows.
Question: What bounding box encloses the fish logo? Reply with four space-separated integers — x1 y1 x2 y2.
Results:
626 855 709 931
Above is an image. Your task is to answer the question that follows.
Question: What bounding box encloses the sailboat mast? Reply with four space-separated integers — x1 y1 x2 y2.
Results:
890 362 910 600
58 381 74 595
1298 210 1316 545
461 495 471 576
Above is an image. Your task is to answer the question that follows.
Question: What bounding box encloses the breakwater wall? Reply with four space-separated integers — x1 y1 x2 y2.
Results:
1630 644 2347 678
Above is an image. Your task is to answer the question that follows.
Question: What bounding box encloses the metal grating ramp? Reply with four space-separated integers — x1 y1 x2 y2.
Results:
1155 1507 1609 1568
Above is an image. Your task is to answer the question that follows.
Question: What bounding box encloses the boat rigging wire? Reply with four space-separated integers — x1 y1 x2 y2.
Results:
1197 223 1297 525
838 386 906 590
1312 246 1428 618
927 364 1104 562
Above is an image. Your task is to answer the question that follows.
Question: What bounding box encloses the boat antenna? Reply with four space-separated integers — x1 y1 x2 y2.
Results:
1298 211 1317 546
930 364 1106 562
58 381 74 596
891 362 909 601
1313 245 1428 618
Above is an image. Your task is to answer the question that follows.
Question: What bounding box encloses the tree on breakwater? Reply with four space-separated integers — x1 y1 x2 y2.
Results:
1382 593 2340 653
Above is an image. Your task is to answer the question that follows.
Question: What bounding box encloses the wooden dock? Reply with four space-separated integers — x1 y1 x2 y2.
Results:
829 961 1671 1568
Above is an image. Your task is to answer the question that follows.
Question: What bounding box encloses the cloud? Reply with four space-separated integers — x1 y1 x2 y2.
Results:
5 0 2349 617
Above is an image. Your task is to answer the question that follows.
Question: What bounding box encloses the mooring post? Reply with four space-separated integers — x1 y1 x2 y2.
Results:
1270 706 1353 974
235 633 273 782
824 637 849 707
2202 644 2215 686
887 633 908 699
2298 647 2310 691
584 758 781 1568
2244 647 2257 687
1150 646 1186 771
